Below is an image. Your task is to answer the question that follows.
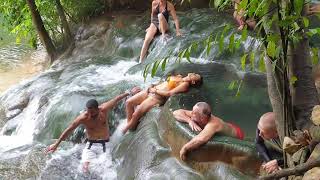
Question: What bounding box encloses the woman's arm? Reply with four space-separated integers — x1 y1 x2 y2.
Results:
168 2 181 36
154 82 189 97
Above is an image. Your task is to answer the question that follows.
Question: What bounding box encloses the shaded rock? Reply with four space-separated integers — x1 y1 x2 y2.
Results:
311 105 320 125
307 143 320 162
283 137 302 155
302 167 320 180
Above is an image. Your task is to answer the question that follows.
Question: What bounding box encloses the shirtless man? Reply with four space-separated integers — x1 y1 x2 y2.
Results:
139 0 182 63
173 102 244 161
122 73 202 134
46 92 129 172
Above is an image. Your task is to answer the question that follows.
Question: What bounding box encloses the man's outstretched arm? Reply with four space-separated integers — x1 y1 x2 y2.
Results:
179 121 222 160
100 92 129 111
46 115 83 153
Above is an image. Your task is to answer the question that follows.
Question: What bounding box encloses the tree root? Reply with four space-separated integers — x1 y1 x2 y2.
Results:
259 157 320 180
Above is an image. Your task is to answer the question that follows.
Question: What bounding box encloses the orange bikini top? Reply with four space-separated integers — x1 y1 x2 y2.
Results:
167 77 181 90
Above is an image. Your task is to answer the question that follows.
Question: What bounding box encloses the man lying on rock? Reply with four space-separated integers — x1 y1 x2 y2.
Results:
255 112 283 174
45 92 130 173
173 102 244 161
122 73 202 134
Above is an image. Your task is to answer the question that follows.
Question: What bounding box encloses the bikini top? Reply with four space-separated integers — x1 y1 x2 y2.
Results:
153 2 169 22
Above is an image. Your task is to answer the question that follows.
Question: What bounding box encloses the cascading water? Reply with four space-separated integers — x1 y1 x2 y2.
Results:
0 9 271 179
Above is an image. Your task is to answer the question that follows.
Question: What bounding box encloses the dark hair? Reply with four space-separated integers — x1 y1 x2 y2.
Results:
86 99 99 109
195 102 211 117
190 76 203 88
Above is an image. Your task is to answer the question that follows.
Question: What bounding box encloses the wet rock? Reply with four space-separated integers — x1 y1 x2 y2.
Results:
205 162 255 180
113 109 203 180
0 144 47 180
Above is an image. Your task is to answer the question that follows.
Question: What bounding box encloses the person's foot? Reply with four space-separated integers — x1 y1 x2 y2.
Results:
83 163 89 173
237 25 244 31
161 34 170 43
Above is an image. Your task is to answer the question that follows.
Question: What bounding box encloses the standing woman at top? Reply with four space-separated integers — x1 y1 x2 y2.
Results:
139 0 182 63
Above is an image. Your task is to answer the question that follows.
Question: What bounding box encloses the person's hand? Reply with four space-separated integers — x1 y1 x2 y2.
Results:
176 31 182 37
130 87 141 96
148 87 157 93
309 4 320 14
188 121 202 132
45 143 58 154
262 159 280 174
180 146 188 161
145 27 150 32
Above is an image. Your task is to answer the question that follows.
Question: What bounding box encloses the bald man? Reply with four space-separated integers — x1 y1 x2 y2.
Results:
173 102 244 161
255 112 283 174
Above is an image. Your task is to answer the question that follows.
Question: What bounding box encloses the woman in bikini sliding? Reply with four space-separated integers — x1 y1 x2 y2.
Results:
122 73 202 134
139 0 182 63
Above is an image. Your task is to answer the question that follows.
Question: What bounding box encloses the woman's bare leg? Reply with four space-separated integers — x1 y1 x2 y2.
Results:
158 13 169 37
122 97 160 134
139 24 158 63
126 90 148 123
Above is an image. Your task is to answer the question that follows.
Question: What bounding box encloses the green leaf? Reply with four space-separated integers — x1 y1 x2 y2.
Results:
258 55 266 72
228 80 236 90
143 64 151 79
235 80 243 98
241 26 248 41
303 17 309 28
250 51 255 70
267 41 276 58
235 39 241 49
241 53 248 70
151 60 161 77
239 0 248 10
290 76 298 85
219 34 224 53
294 0 303 14
312 48 319 65
206 35 213 56
229 33 235 52
161 57 167 71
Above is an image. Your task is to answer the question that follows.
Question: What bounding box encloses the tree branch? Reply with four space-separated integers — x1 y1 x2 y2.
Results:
259 157 320 180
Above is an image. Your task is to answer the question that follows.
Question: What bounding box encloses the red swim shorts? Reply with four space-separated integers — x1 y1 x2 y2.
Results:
228 123 245 140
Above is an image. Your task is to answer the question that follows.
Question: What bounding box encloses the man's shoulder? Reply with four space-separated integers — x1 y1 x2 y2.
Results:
78 112 89 121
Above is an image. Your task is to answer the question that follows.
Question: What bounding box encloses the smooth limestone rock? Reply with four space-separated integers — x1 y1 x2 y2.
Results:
0 144 47 180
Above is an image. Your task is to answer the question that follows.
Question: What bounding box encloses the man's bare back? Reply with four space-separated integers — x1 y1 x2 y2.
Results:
173 102 244 161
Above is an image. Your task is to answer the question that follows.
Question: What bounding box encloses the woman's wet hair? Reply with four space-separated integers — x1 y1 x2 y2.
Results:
190 75 203 88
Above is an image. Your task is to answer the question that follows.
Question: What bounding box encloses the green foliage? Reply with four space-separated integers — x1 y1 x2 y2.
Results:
0 0 104 48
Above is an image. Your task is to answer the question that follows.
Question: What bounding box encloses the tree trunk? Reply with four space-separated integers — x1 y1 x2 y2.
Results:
55 0 72 45
287 19 319 131
26 0 57 62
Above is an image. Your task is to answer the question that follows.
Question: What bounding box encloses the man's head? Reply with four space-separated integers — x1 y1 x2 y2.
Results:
191 102 212 124
258 112 278 140
86 99 99 117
